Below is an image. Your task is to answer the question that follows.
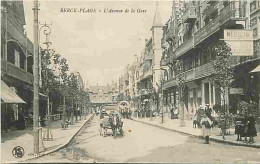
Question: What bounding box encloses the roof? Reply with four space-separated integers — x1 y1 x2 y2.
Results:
151 2 163 30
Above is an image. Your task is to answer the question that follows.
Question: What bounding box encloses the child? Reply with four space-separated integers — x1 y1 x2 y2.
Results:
193 110 198 128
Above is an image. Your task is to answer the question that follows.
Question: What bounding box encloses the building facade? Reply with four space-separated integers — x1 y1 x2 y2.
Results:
1 1 37 130
161 0 260 118
89 83 118 110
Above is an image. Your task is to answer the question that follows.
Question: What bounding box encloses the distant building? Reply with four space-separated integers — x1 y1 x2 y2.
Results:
89 83 117 110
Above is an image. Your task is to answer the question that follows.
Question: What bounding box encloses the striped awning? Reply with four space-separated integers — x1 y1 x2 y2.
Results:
1 80 26 104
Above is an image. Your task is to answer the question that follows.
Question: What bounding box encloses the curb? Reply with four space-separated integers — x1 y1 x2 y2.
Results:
132 118 260 149
132 119 199 138
21 114 95 163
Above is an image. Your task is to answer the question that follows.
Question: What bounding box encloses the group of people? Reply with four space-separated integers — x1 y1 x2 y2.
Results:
235 115 257 143
193 104 258 144
120 109 132 119
193 104 214 129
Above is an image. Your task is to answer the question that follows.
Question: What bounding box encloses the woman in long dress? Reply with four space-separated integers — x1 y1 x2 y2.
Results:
200 114 212 144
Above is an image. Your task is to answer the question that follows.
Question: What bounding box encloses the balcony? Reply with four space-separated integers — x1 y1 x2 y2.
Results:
194 62 215 79
165 26 176 42
142 69 152 80
163 77 177 89
183 69 195 82
219 1 246 28
194 2 246 46
1 60 33 85
203 2 218 17
175 36 194 58
194 15 220 46
183 6 197 23
1 13 34 54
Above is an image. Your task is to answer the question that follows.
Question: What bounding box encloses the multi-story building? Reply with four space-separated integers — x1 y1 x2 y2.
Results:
1 1 37 130
161 0 260 118
115 2 164 112
89 83 117 110
134 2 164 112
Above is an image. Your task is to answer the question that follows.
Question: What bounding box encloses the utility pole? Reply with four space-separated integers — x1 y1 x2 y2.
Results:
33 0 40 155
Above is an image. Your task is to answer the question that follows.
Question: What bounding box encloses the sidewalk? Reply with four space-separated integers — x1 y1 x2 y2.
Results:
1 114 94 163
133 115 260 148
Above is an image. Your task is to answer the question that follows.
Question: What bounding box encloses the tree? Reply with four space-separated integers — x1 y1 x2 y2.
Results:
238 101 260 124
211 40 234 115
67 74 79 123
175 60 186 127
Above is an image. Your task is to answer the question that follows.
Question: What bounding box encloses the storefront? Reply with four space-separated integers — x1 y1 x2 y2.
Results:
1 80 26 131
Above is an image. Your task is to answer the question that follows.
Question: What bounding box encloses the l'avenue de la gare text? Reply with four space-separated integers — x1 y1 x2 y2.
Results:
60 8 147 13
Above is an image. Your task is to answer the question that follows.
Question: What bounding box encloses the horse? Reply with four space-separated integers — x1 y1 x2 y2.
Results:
110 114 119 138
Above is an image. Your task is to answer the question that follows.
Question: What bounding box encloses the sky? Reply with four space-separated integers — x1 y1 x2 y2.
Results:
23 0 173 86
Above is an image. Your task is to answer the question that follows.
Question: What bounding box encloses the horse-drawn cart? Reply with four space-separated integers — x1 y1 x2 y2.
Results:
99 111 124 137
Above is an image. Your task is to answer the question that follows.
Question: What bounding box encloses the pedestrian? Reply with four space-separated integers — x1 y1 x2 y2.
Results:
197 105 204 127
235 116 245 141
193 110 198 128
243 117 249 143
200 114 212 144
205 104 213 122
247 114 257 143
219 113 227 140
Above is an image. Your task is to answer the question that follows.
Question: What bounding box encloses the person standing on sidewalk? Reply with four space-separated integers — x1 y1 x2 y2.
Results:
200 114 212 144
247 114 257 143
219 114 227 140
193 110 198 128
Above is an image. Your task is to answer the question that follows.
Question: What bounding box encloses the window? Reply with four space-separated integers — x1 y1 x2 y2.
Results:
251 17 257 27
15 50 20 67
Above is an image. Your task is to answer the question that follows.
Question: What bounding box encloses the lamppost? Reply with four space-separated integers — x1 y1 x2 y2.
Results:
39 22 53 140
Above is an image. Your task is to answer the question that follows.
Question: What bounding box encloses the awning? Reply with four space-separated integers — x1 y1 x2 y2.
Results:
250 64 260 73
1 81 26 104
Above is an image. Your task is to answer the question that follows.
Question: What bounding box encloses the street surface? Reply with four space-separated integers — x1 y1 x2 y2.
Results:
29 115 260 163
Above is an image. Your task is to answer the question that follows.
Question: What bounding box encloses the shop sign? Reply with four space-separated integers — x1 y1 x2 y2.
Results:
224 30 254 56
230 88 244 94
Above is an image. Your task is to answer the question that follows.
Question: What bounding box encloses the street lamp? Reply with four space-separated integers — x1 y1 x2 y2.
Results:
39 22 53 140
160 66 168 124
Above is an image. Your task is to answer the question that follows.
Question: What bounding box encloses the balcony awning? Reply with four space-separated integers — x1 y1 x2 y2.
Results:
1 80 26 104
250 64 260 73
